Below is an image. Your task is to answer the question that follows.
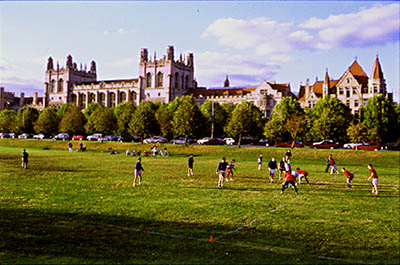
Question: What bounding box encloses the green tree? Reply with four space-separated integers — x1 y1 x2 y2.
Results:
128 101 159 138
347 123 369 142
309 97 353 142
17 106 39 134
225 102 264 147
264 119 286 142
283 114 307 148
0 110 20 133
57 103 76 119
59 104 86 135
172 96 205 143
34 107 60 137
200 100 228 138
84 102 103 120
168 96 184 114
89 108 117 135
362 96 398 143
114 102 136 137
271 97 304 121
155 104 173 139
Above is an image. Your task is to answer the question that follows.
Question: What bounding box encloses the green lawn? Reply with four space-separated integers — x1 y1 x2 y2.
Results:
0 139 399 264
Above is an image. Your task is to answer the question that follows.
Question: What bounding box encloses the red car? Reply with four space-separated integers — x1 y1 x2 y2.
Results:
72 135 84 141
310 140 341 149
352 142 381 151
275 141 304 148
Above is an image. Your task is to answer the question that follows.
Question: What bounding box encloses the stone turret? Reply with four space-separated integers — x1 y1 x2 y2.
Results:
369 55 386 95
140 48 148 63
224 75 230 87
305 78 310 100
167 46 174 60
90 61 96 73
66 55 73 69
33 92 38 105
47 57 54 71
323 68 329 98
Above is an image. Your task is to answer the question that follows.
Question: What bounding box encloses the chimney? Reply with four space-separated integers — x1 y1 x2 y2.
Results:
19 93 25 107
305 78 310 99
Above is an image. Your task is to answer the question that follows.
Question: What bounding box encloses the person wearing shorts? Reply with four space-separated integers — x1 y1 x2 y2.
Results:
133 157 144 187
278 157 286 181
216 157 228 188
296 168 309 184
188 154 194 176
257 154 263 171
226 159 236 182
328 154 339 175
368 164 379 195
281 170 298 194
341 168 354 188
267 157 277 183
21 149 29 169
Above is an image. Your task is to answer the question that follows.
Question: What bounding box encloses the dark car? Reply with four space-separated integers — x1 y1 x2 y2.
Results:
171 137 194 144
276 141 303 148
353 142 381 151
241 137 257 145
310 140 341 149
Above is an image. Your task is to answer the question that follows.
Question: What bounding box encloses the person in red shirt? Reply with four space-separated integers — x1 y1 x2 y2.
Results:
328 154 339 175
296 168 309 184
341 168 354 188
368 164 379 195
280 163 298 194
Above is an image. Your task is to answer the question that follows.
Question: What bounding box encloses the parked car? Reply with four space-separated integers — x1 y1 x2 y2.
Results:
224 138 235 145
87 133 103 141
143 136 168 144
197 137 225 145
9 133 16 139
171 137 194 144
53 133 69 140
352 142 381 151
276 141 304 148
258 139 271 146
72 135 84 141
0 132 9 138
310 140 341 149
343 142 362 149
240 137 257 145
101 135 118 141
33 133 45 140
18 133 32 139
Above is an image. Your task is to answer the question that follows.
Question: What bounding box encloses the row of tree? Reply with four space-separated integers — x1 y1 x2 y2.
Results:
0 95 399 144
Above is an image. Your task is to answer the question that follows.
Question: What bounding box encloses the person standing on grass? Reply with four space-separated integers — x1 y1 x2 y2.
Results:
325 155 331 173
133 157 144 187
341 168 354 188
278 157 286 181
21 149 29 169
281 168 298 194
257 154 263 171
188 154 194 176
368 164 379 195
267 157 277 183
68 142 73 152
328 154 339 175
285 150 292 163
216 157 228 188
226 159 236 182
296 168 310 184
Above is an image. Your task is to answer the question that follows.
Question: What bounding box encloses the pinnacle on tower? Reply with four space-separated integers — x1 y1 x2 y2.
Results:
371 55 384 79
224 75 230 87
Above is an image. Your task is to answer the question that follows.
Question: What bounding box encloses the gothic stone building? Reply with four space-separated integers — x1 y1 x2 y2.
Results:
191 77 292 120
43 46 195 109
298 56 391 114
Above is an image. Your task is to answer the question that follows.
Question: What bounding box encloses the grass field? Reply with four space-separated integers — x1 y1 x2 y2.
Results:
0 139 399 264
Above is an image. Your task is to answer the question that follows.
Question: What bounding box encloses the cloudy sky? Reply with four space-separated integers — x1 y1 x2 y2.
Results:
0 1 399 101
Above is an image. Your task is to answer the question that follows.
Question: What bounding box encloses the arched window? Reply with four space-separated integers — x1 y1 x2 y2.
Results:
146 73 152 88
174 73 179 88
110 92 116 107
185 75 189 90
130 91 137 105
120 92 126 103
181 75 184 89
99 93 106 107
58 79 64 93
71 94 77 104
88 93 95 103
50 80 56 93
157 72 163 87
80 93 86 109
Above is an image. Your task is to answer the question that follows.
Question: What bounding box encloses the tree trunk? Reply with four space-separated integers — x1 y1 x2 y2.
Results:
237 133 242 148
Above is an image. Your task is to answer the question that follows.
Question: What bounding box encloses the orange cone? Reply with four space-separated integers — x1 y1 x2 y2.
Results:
209 235 214 242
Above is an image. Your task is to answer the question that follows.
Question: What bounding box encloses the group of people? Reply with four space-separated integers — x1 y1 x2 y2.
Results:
126 147 168 157
68 142 86 152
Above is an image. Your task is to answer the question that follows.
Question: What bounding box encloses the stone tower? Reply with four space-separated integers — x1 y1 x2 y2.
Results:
139 45 195 103
368 55 386 95
224 75 230 87
44 55 97 107
322 68 330 98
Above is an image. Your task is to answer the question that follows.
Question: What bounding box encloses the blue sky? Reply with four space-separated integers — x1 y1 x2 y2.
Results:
0 1 399 102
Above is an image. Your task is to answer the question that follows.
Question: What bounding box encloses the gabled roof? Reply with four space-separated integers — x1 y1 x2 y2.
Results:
348 60 368 77
371 56 384 79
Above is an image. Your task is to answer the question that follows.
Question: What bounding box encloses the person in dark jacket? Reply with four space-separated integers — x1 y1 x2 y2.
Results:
133 157 144 187
216 157 228 188
267 157 277 183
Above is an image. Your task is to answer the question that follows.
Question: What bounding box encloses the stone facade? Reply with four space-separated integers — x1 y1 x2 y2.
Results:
298 57 391 114
43 46 195 109
0 87 43 111
191 79 292 120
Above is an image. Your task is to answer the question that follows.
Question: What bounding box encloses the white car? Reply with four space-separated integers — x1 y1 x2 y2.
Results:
33 133 45 140
18 133 30 139
87 133 103 141
224 138 235 145
343 143 362 149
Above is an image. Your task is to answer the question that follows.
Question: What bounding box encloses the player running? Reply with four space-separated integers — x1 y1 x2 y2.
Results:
267 157 277 183
281 168 298 194
328 154 339 175
341 168 354 188
296 168 309 184
133 157 144 187
188 154 194 176
278 157 286 181
216 157 228 188
226 159 236 182
257 154 263 171
368 164 379 195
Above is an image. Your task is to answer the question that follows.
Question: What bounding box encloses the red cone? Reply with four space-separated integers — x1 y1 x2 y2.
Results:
209 235 214 242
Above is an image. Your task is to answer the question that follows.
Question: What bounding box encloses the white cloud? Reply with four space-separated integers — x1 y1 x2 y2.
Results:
103 28 136 36
196 51 280 87
299 3 400 49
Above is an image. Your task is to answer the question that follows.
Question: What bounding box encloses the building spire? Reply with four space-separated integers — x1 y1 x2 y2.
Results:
224 75 230 87
371 54 384 79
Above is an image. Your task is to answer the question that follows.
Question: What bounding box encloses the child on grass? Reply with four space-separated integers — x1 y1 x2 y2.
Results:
281 168 298 194
296 168 310 184
368 164 379 195
328 154 339 175
278 157 286 181
257 154 263 171
188 154 194 176
267 157 277 183
216 157 228 188
133 157 144 187
21 149 29 169
226 159 236 182
341 168 354 188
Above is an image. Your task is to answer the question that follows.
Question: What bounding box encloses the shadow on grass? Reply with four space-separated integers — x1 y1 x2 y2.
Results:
0 208 340 264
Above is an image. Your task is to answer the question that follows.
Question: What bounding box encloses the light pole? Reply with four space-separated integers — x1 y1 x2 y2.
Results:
211 101 215 138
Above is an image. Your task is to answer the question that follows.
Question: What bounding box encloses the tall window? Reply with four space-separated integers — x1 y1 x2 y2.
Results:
174 73 179 88
346 88 350 97
50 80 56 93
185 75 189 90
120 92 126 102
58 79 64 93
80 93 86 109
99 93 106 107
146 73 152 88
339 88 344 95
181 75 184 89
110 92 116 107
130 91 137 103
157 72 163 87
